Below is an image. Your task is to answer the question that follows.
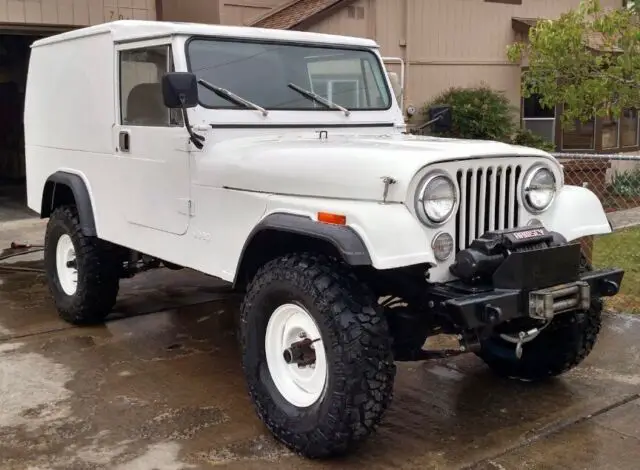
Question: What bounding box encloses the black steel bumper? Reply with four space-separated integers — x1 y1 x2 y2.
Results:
430 243 625 330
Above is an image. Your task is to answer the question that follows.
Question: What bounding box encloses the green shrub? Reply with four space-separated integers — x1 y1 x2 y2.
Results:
421 85 518 141
609 168 640 198
510 128 556 152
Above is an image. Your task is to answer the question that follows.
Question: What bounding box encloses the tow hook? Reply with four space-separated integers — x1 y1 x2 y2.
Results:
499 327 547 359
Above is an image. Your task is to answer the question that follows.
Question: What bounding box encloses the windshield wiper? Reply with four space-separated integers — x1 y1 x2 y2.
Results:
197 79 268 117
288 82 351 117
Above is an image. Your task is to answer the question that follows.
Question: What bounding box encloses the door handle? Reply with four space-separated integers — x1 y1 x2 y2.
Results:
119 131 130 152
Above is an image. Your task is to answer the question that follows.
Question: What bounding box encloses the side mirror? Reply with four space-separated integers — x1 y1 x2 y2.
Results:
162 72 198 109
428 105 452 132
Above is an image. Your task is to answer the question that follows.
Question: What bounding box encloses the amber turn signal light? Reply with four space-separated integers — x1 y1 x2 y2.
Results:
317 212 347 225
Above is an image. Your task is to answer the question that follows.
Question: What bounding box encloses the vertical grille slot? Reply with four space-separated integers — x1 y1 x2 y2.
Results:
455 164 522 252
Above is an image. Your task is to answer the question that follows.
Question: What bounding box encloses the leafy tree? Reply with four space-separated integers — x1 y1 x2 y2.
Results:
508 0 640 123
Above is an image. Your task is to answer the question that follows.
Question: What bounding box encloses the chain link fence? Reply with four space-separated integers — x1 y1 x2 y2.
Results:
555 153 640 314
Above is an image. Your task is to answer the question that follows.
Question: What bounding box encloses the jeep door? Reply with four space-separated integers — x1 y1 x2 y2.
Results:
113 40 190 236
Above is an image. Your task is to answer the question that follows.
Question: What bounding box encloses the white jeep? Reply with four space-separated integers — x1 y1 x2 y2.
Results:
24 20 624 458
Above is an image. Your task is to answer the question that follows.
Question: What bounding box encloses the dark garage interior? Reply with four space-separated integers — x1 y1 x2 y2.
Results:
0 33 42 222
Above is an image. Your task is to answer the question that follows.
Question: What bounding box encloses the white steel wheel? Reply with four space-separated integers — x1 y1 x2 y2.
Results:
264 303 328 408
55 234 78 296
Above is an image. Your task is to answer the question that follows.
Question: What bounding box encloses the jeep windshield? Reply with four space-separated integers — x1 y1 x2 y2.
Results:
186 38 391 111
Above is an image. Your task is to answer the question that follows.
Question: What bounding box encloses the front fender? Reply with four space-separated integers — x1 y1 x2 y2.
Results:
536 185 612 241
263 195 437 270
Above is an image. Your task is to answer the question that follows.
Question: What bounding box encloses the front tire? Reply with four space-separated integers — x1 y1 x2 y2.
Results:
478 257 603 382
240 253 396 458
44 205 120 325
478 299 603 381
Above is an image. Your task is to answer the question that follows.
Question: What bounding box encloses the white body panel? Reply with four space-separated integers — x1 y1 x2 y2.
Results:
24 20 613 285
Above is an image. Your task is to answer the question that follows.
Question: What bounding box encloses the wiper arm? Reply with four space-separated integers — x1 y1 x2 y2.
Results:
197 79 268 117
288 82 351 117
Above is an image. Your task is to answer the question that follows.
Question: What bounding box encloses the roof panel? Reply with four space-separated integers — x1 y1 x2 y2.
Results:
31 19 378 48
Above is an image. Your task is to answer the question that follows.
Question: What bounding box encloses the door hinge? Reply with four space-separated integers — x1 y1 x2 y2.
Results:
178 198 194 217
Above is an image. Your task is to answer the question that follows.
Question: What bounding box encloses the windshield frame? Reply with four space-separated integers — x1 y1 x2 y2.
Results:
183 35 393 112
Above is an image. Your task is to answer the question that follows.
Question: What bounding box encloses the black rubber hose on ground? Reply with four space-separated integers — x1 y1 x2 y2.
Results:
0 248 46 274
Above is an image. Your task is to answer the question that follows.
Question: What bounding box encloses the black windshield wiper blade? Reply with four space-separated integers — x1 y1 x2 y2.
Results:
288 82 351 116
197 79 268 116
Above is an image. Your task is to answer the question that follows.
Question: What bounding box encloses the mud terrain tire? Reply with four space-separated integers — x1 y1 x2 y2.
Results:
240 253 396 458
478 297 602 381
478 258 603 381
44 205 120 325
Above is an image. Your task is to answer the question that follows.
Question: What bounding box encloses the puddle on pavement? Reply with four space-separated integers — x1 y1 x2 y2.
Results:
0 341 74 430
0 298 242 470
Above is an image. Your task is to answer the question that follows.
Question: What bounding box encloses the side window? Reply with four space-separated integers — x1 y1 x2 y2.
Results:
119 45 182 126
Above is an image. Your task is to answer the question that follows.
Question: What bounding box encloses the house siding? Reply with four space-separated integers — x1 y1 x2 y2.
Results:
0 0 156 26
305 0 373 38
160 0 219 24
307 0 623 114
220 0 284 25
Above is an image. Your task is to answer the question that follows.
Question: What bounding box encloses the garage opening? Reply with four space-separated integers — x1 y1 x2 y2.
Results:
0 33 43 222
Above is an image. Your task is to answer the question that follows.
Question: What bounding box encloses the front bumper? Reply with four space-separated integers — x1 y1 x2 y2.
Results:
429 243 624 330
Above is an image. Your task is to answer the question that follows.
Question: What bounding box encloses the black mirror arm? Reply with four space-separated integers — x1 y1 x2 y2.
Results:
179 95 205 150
416 109 449 131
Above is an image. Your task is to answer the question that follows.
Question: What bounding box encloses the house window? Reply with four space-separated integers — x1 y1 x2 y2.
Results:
602 114 620 150
485 0 523 4
621 109 639 148
119 45 181 127
307 56 387 109
522 93 555 144
311 79 361 108
347 6 365 19
561 117 596 151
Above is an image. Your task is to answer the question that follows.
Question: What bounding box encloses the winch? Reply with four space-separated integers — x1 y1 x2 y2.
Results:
449 226 567 283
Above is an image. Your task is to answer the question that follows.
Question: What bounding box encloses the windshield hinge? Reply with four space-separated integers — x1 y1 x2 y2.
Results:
381 176 397 203
178 198 195 217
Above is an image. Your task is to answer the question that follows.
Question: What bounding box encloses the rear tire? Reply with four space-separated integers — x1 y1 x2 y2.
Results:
44 205 120 325
240 253 396 458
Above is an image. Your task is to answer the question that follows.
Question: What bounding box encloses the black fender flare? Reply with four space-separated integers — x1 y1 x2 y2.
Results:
234 213 372 285
42 171 97 237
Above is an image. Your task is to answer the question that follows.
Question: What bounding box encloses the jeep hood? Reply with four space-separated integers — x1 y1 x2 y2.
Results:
205 133 552 203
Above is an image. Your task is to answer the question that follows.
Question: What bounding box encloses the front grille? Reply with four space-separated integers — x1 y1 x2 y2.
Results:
455 164 523 252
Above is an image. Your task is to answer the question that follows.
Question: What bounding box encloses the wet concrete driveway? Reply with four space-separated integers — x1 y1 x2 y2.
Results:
1 221 639 469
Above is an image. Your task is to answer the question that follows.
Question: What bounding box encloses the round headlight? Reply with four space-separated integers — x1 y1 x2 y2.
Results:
522 165 557 212
416 173 457 225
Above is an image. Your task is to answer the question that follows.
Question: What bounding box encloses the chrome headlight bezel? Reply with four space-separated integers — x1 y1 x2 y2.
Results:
415 171 458 227
522 164 557 213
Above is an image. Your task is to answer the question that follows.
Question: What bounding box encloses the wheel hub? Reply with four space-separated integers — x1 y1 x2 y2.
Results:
265 304 327 408
55 234 78 296
283 337 320 367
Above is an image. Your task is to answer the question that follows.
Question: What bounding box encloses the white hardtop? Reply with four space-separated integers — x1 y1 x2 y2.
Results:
31 19 380 49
